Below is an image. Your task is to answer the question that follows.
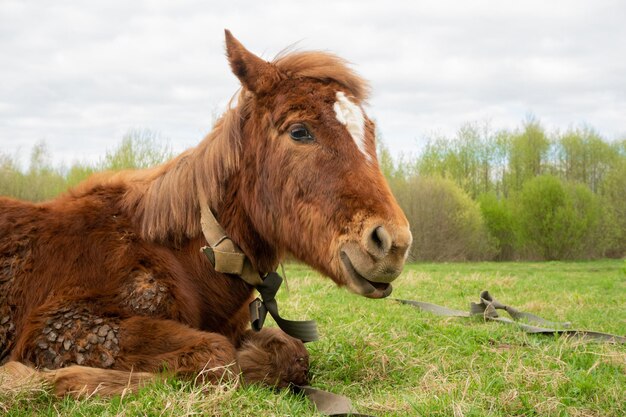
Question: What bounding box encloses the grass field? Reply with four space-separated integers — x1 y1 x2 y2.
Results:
2 260 625 416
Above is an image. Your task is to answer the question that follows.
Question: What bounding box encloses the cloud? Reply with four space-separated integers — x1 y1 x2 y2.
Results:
0 0 625 166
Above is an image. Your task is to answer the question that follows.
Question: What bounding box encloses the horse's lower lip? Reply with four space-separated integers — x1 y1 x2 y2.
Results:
340 252 392 299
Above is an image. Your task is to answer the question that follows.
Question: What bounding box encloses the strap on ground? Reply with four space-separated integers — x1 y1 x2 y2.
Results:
293 385 374 417
395 290 626 344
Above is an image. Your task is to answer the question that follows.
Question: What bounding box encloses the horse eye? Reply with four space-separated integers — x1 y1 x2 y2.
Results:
289 124 314 142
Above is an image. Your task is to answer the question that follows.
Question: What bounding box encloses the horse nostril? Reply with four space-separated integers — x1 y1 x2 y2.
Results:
367 225 392 257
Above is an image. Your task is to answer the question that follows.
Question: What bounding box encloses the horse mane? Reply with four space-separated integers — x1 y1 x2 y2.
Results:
274 51 370 101
69 50 368 244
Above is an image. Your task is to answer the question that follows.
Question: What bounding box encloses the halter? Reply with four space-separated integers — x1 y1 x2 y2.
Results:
197 191 318 343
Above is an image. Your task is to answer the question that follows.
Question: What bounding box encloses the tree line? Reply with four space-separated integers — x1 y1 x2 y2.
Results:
0 130 172 202
1 120 624 261
380 117 625 261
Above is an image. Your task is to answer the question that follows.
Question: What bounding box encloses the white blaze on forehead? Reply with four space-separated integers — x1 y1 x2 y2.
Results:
333 91 370 161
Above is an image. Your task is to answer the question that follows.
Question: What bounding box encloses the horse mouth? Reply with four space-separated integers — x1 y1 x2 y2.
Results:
340 252 392 299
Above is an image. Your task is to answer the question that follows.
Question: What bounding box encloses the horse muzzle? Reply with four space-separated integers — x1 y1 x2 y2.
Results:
339 222 412 299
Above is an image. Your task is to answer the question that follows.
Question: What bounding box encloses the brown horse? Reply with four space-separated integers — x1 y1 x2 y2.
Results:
0 31 411 396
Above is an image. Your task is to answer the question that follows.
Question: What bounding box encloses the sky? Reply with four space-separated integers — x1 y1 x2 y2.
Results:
1 0 625 168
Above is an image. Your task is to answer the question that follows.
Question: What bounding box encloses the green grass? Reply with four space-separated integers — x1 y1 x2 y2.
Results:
2 260 625 416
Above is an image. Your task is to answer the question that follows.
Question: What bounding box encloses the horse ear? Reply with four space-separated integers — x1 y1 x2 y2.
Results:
224 30 280 94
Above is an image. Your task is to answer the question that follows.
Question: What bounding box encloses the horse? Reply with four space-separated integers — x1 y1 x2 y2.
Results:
0 30 411 396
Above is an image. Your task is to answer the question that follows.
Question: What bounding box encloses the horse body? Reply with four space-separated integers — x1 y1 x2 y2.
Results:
0 181 253 361
0 31 411 395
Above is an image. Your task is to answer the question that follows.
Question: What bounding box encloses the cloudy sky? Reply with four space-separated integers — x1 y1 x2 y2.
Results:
1 0 625 167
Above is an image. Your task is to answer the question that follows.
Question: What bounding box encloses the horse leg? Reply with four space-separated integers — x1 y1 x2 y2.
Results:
0 360 158 397
1 328 310 397
115 315 238 383
12 309 238 393
120 322 311 388
9 302 309 396
236 327 309 388
110 321 310 389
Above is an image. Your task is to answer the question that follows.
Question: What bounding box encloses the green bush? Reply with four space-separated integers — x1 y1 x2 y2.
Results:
397 176 496 261
478 192 516 260
0 142 66 202
599 159 626 257
65 164 97 189
101 129 172 171
514 175 602 260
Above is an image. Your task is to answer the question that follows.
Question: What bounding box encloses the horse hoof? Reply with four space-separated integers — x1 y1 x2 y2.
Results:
237 328 309 388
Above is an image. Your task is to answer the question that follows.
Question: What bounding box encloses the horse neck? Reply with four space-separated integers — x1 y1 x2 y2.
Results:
124 110 280 273
215 184 282 274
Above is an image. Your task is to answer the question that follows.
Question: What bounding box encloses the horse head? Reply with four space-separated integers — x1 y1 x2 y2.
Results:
222 31 411 299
